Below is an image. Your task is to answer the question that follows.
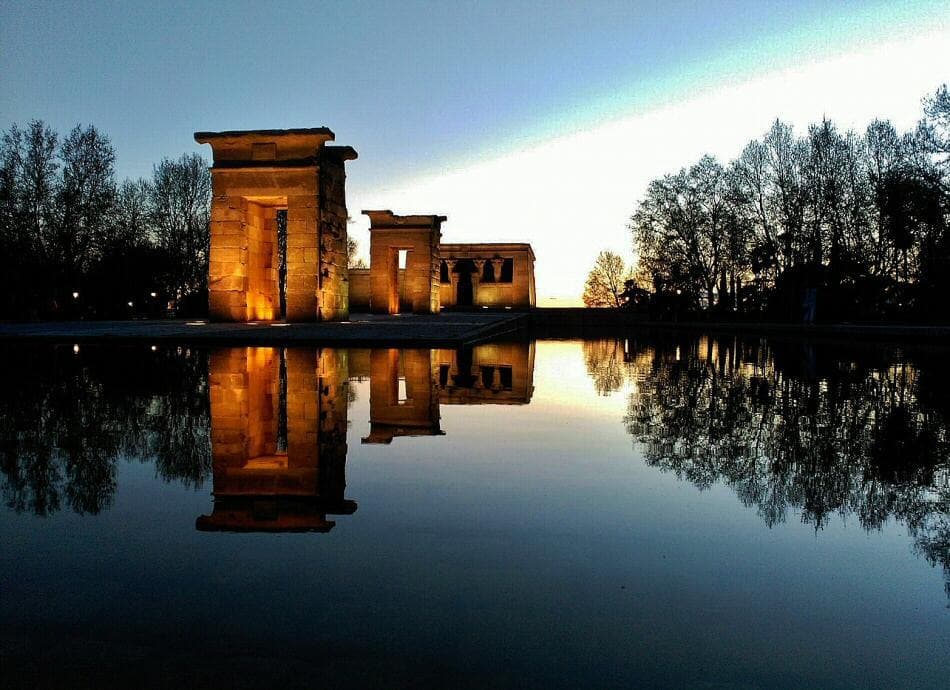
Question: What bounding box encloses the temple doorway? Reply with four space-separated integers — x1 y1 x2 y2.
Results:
454 259 476 307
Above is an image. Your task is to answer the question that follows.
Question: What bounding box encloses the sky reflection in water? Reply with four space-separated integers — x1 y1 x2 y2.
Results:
1 337 948 689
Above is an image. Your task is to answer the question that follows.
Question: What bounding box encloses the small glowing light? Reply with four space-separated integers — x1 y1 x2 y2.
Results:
676 289 682 295
150 345 157 352
185 321 206 326
150 292 157 298
482 305 489 309
73 344 80 354
270 323 291 327
72 291 79 299
127 301 134 307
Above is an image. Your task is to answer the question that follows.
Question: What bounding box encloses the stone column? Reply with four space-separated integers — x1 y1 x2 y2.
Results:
285 194 320 322
446 259 458 306
208 196 250 321
472 259 486 305
491 258 504 282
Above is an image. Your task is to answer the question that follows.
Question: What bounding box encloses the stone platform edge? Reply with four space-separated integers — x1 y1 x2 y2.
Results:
0 313 530 348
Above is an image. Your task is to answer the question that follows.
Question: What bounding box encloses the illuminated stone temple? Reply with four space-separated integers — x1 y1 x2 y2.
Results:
348 211 537 313
196 126 535 320
196 128 356 322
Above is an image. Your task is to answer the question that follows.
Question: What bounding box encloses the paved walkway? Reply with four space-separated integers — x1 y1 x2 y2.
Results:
0 312 528 347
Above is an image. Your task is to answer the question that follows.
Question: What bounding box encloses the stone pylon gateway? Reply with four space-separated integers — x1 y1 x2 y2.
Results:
195 128 357 322
363 210 446 315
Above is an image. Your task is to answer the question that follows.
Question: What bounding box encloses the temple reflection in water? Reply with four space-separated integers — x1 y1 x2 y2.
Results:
201 342 536 530
200 346 353 532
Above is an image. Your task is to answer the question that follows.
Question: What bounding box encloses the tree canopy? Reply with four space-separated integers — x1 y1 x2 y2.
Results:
629 84 950 322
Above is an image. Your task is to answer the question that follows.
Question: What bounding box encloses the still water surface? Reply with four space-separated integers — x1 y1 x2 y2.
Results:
1 336 948 688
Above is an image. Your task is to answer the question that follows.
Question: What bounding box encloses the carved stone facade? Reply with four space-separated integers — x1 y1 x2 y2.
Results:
438 243 536 309
197 127 535 319
348 241 537 312
196 129 356 322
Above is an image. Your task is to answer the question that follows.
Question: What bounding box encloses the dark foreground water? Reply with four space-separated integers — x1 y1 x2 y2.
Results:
1 336 948 689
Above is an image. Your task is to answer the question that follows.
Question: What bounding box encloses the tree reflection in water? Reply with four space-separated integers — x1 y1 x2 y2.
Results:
596 334 950 600
0 344 211 515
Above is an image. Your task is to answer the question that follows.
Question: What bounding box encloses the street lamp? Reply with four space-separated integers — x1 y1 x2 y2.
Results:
72 291 79 299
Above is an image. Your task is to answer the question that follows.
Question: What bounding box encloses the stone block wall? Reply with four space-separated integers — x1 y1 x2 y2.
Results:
317 149 351 321
347 268 371 311
364 211 445 315
208 196 250 321
245 201 279 320
284 192 320 322
197 129 356 322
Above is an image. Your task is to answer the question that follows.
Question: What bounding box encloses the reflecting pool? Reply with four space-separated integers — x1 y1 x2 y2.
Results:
1 337 948 688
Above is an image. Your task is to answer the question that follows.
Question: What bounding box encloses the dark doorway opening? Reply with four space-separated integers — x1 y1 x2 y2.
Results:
454 259 476 307
277 209 288 319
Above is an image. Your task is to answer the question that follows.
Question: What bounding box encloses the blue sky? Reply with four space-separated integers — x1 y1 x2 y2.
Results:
2 0 948 298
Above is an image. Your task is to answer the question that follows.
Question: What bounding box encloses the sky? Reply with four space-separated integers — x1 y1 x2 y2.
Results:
2 0 948 301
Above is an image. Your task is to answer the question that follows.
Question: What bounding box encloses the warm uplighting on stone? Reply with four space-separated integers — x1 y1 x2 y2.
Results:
361 210 446 315
195 128 357 323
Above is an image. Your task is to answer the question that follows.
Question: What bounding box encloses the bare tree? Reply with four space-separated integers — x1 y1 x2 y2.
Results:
149 153 211 299
56 124 116 289
583 250 630 307
347 236 367 269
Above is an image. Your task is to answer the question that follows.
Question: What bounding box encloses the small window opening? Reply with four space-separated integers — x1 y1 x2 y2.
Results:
397 377 409 403
398 249 409 270
482 261 496 283
480 366 495 388
440 260 450 284
498 366 513 390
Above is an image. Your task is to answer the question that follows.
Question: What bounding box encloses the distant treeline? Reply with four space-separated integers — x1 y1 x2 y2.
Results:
630 84 950 322
0 122 210 319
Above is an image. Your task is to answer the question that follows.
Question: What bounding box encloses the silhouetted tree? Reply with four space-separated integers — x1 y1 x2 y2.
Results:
630 84 950 322
149 153 211 304
347 236 367 269
54 125 117 298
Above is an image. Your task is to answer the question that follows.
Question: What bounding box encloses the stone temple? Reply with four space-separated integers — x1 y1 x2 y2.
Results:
197 128 535 321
